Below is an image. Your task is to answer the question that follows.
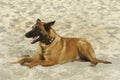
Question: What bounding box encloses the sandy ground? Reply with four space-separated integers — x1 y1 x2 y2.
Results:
0 0 120 80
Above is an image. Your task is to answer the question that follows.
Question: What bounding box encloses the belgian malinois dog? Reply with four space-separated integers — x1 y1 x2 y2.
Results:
12 19 111 68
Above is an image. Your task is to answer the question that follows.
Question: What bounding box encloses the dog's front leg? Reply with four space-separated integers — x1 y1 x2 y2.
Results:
25 60 57 68
12 57 33 65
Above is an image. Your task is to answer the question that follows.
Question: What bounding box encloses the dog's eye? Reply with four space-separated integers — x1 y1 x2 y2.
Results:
32 26 38 30
32 26 35 29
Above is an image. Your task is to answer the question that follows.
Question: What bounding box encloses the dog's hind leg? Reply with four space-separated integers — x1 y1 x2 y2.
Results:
78 40 111 65
74 57 89 62
84 43 111 65
78 41 98 65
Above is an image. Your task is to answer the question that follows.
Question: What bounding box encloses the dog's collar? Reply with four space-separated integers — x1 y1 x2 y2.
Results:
45 35 56 45
49 36 56 43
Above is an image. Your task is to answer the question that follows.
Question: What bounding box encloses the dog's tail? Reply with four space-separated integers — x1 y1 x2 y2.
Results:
96 59 112 64
91 58 112 66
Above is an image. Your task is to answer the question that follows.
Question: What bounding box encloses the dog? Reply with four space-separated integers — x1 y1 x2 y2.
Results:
12 19 111 68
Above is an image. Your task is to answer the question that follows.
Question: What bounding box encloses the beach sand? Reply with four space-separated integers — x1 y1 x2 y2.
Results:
0 0 120 80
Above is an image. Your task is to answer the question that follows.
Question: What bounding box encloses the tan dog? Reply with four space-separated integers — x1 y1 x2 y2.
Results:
13 19 111 68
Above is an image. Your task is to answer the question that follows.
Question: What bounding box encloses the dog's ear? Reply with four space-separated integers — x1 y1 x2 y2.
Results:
44 21 55 31
36 18 41 23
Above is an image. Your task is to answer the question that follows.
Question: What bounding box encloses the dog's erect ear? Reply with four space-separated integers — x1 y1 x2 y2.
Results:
44 21 55 31
46 21 55 27
36 18 41 23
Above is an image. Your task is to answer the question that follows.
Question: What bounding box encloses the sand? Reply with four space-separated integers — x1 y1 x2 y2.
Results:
0 0 120 80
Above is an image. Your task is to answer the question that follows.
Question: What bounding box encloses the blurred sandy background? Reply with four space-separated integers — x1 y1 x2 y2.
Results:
0 0 120 80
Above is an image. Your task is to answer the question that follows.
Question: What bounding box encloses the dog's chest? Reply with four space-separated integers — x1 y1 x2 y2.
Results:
40 44 53 57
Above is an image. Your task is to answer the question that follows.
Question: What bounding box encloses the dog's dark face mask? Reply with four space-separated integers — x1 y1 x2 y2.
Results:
25 19 55 44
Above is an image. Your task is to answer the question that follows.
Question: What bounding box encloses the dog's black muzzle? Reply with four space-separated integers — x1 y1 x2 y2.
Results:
25 31 35 38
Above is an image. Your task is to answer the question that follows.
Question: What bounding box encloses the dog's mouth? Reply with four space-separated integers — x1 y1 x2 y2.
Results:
30 36 40 44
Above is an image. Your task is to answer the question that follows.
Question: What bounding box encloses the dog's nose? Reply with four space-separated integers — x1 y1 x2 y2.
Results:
25 33 28 37
25 33 31 38
25 31 34 38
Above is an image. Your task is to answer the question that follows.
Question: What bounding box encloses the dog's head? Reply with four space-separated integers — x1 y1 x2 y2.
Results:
25 19 55 44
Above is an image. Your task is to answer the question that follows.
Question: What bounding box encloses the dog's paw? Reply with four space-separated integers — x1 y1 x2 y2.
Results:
23 63 36 68
10 61 19 64
21 55 30 58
